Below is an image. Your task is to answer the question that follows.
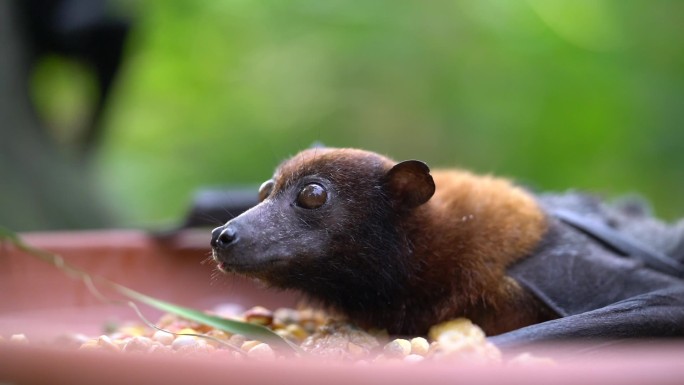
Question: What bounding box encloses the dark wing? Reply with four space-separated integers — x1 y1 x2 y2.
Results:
492 216 684 350
551 208 684 277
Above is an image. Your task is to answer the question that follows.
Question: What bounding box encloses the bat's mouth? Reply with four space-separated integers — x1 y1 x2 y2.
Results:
216 260 231 273
213 249 286 275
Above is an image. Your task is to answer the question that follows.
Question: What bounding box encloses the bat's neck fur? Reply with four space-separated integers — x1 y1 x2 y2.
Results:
347 169 554 336
408 170 552 334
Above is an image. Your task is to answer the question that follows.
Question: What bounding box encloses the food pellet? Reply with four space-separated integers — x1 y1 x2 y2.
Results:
244 306 274 326
410 337 430 356
240 340 262 352
122 336 155 353
228 334 247 347
152 330 175 345
172 335 199 350
96 335 120 352
383 339 412 358
246 343 276 360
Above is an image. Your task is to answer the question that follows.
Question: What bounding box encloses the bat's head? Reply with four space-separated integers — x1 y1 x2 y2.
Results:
210 147 435 303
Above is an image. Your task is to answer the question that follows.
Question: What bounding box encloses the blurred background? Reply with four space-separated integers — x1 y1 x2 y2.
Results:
1 0 683 231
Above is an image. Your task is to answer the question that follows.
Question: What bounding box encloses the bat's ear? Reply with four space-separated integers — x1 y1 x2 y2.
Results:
383 160 435 209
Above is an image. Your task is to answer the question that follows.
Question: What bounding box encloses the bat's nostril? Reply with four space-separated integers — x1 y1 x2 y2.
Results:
211 225 238 249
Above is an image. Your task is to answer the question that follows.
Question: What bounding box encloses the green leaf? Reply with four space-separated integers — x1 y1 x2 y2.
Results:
113 284 303 354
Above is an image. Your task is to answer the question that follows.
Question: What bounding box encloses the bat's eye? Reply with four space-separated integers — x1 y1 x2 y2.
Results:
296 183 327 209
258 180 274 202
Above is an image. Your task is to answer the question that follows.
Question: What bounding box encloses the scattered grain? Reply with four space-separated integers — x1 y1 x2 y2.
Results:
246 343 276 360
383 339 412 358
410 337 430 356
152 330 175 345
244 306 274 326
172 335 199 350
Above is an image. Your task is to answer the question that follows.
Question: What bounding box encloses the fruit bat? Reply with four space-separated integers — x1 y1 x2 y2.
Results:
206 148 684 350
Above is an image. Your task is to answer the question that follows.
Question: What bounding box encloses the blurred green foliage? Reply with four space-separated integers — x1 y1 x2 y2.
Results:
73 0 684 226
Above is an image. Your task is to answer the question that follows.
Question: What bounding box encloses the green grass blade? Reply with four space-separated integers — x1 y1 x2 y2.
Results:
113 284 303 354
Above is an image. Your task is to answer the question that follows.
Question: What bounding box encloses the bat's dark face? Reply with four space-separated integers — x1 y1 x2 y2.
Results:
210 148 434 300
